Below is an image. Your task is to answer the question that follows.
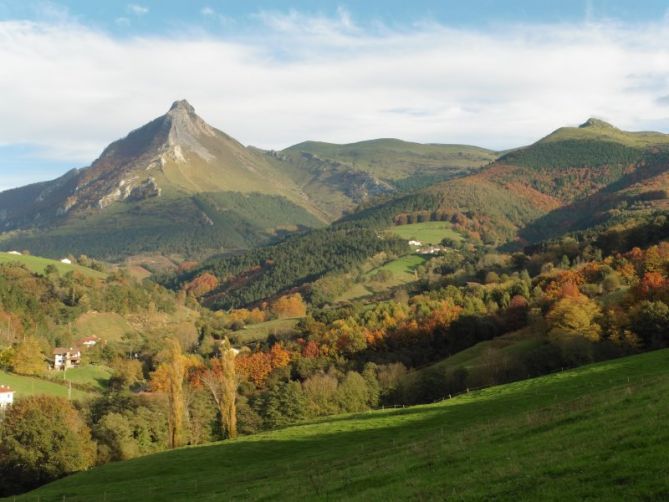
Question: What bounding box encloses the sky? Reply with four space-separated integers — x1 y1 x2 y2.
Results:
1 0 669 190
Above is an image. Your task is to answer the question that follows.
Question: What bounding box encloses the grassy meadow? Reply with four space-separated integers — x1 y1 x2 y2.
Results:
51 366 112 392
0 371 92 401
0 252 105 278
336 254 426 302
19 348 669 501
386 221 462 245
233 318 301 343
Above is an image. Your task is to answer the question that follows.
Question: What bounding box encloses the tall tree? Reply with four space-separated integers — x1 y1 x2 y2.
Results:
201 339 238 439
164 338 187 448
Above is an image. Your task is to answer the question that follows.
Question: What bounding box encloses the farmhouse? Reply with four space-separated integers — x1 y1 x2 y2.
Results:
53 347 81 370
60 258 72 265
0 385 13 408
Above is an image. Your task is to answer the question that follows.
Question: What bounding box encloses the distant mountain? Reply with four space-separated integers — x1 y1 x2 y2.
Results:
270 139 497 218
0 101 494 259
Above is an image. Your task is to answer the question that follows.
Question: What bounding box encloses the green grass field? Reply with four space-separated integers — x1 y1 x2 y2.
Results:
233 318 301 344
336 254 426 302
400 329 543 388
73 312 137 343
386 222 462 245
52 366 112 392
0 252 105 278
0 371 92 400
20 349 669 501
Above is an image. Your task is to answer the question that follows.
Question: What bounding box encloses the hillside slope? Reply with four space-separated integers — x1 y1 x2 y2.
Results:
21 349 669 501
346 118 669 246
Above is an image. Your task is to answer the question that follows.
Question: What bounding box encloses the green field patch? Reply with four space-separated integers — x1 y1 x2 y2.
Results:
23 349 669 501
233 318 302 344
335 254 426 301
74 312 137 342
386 221 462 245
400 329 542 390
0 252 105 278
52 365 112 392
0 371 93 400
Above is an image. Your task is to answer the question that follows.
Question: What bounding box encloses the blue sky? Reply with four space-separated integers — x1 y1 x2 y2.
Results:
0 0 668 189
3 1 668 33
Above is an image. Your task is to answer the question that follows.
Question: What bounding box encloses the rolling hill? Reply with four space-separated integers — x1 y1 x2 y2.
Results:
348 118 669 245
19 348 669 501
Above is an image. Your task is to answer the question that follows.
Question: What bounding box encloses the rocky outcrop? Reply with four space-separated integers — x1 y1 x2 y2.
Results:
98 177 161 209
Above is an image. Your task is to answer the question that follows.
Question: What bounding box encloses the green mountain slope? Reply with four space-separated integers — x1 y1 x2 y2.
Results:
270 139 498 218
347 118 669 245
21 349 669 501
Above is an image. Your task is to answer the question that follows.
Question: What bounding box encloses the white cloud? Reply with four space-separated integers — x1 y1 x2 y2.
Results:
0 12 668 187
127 4 148 16
200 7 215 17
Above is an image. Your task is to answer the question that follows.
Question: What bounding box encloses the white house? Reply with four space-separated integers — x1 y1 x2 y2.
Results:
0 385 13 408
7 251 21 256
53 347 81 370
60 258 72 265
408 240 422 246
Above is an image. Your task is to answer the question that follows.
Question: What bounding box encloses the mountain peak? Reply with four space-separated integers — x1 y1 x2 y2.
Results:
168 99 196 115
579 117 617 130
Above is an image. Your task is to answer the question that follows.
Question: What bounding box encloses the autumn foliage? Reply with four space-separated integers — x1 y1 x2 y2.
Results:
271 293 307 318
184 272 219 297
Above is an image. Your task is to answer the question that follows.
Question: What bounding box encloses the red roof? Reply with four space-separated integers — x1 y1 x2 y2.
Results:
0 385 12 393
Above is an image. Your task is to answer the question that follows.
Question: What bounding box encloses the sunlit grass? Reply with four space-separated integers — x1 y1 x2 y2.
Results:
21 349 669 501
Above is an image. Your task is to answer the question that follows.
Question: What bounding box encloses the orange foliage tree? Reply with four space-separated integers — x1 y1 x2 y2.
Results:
184 272 219 297
271 293 307 319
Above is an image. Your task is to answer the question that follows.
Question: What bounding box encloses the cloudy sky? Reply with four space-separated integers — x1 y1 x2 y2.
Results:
1 0 669 190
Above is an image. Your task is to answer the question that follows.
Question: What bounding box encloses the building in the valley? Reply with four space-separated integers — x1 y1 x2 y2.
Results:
60 258 72 265
0 385 14 408
53 347 81 370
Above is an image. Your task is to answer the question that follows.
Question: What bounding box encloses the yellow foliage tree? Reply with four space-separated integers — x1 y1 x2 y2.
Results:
201 338 239 439
547 295 602 342
12 337 45 376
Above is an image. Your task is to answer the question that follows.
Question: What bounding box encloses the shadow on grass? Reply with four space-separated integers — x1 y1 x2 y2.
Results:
20 349 669 502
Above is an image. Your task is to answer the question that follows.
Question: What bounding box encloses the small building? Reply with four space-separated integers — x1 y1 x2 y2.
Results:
0 385 13 408
60 258 72 265
7 251 21 256
53 347 81 370
77 336 99 349
408 240 422 246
